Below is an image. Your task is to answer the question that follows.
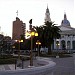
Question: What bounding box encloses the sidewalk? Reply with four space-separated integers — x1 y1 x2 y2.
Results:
0 64 20 71
0 58 42 71
0 56 75 75
52 57 75 75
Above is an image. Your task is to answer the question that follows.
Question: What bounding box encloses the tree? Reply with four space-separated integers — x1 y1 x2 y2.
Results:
34 21 61 54
33 26 46 47
43 21 61 54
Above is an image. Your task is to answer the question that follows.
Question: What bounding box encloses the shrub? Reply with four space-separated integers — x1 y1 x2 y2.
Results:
0 55 30 64
0 58 16 64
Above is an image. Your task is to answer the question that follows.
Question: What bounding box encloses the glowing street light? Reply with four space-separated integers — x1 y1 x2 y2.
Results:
30 31 38 66
26 30 38 66
15 40 23 59
36 40 41 56
28 19 38 66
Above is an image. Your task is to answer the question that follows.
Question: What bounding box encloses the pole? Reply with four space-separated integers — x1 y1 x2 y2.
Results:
18 41 20 59
56 43 58 56
30 36 33 66
38 44 39 56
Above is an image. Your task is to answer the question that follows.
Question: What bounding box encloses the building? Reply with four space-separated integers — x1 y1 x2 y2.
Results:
0 34 4 52
3 36 12 51
0 34 12 53
12 17 26 40
54 13 75 50
45 6 75 51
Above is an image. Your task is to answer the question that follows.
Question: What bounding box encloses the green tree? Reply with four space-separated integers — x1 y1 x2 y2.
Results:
34 21 61 54
33 26 45 47
43 21 61 54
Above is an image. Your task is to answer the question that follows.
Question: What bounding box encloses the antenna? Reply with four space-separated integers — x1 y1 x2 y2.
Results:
16 10 18 17
47 3 48 8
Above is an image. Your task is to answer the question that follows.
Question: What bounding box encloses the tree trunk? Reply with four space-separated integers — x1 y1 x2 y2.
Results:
48 44 52 55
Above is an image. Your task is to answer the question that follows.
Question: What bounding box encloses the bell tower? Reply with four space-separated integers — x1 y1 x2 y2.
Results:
45 5 51 22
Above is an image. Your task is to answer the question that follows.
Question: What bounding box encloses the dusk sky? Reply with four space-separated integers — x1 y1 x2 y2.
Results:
0 0 74 37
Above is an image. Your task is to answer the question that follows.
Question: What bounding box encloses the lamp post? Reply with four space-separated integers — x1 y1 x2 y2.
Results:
15 40 23 68
28 19 38 66
30 31 38 66
36 40 41 56
15 40 23 59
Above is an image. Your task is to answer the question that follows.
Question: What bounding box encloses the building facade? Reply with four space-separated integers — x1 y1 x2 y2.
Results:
54 13 75 50
12 17 26 40
45 6 75 50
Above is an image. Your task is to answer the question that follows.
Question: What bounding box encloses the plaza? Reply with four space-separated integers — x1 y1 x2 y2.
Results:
0 54 75 75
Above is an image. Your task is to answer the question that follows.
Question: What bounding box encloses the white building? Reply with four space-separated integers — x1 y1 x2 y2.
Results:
45 6 75 50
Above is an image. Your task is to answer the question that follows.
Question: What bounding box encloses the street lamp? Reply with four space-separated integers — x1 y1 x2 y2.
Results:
30 31 38 66
28 19 38 67
36 40 41 56
15 40 23 59
15 40 23 68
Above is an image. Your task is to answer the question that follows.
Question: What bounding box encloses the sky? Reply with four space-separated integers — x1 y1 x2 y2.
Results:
0 0 74 37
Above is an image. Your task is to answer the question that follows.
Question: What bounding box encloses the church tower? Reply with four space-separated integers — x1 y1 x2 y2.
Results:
45 5 51 22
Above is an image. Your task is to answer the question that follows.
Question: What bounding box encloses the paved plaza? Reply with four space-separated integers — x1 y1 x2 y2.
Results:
0 55 75 75
52 57 75 75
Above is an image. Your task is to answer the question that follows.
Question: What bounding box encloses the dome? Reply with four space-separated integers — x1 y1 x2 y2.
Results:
61 13 70 26
61 19 70 26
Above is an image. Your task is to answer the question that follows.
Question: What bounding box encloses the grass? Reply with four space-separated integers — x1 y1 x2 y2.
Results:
0 58 16 64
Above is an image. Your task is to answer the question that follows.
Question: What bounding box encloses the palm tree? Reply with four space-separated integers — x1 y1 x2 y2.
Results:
33 26 46 47
43 21 61 54
34 21 61 54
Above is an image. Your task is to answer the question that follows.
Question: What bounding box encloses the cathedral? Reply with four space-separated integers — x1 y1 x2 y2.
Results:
45 6 75 51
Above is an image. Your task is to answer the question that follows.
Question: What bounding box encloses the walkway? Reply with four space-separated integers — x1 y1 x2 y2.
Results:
0 56 75 75
0 59 42 71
